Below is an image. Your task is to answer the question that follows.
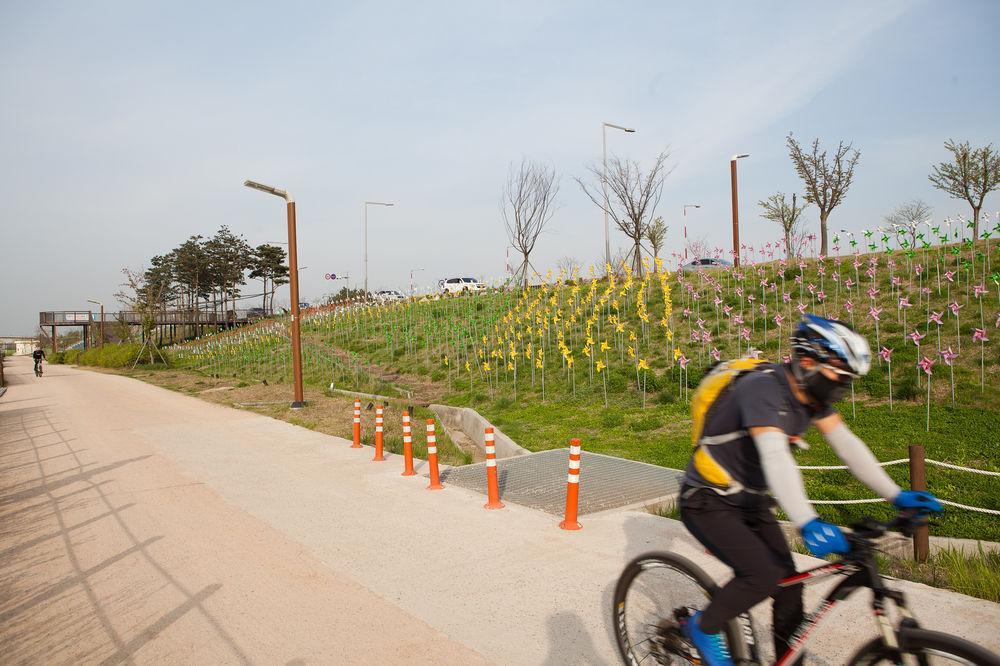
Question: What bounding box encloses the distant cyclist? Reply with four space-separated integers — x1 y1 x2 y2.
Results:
679 314 942 666
32 346 46 377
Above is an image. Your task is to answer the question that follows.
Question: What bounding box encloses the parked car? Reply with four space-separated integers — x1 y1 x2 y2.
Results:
679 257 732 272
373 290 405 303
439 276 486 294
298 302 311 309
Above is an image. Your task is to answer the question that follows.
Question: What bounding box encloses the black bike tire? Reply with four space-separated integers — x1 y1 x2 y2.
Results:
849 627 1000 665
612 551 745 665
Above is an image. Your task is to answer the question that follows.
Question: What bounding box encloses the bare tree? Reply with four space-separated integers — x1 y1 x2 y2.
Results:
884 199 932 248
786 134 860 256
556 255 581 279
577 150 671 276
759 192 810 259
929 140 1000 239
686 235 711 263
644 217 668 270
501 159 559 286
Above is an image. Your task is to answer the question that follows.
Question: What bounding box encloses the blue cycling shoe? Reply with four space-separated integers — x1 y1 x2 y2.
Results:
681 610 733 666
893 490 943 515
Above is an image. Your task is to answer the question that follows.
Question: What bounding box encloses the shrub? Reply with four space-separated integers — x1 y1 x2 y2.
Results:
600 409 625 428
63 349 81 364
49 351 66 364
76 343 172 368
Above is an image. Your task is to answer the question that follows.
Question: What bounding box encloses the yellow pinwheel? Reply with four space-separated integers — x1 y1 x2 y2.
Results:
596 360 606 373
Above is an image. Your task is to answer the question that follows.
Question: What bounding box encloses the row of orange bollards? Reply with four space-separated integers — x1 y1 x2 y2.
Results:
349 398 583 530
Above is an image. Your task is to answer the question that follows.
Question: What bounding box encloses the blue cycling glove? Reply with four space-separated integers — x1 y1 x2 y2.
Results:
893 490 943 515
800 518 849 558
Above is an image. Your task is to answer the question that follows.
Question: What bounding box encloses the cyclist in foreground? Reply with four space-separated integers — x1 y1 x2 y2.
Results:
32 346 46 377
679 314 942 666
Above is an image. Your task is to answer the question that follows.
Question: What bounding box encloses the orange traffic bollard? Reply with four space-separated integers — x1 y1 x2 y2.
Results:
372 404 385 461
352 398 362 448
483 427 504 509
401 410 416 476
559 438 582 530
426 419 443 490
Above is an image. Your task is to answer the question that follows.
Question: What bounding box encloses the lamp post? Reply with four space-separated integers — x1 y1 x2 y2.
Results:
363 201 394 295
244 179 305 408
602 122 635 269
409 267 425 298
86 299 104 348
682 204 701 260
730 154 750 267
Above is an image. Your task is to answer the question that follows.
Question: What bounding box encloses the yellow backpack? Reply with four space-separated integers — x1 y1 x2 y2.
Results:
690 357 768 489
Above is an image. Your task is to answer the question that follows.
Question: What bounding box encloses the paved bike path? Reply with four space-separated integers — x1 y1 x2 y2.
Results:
2 357 997 663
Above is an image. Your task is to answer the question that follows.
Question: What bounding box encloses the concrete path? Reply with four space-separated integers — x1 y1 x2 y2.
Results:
1 356 998 664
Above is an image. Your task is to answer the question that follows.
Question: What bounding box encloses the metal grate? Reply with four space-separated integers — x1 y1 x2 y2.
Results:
438 449 684 515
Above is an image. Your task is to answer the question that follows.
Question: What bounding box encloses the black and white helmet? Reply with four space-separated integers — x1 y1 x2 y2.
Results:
791 314 871 377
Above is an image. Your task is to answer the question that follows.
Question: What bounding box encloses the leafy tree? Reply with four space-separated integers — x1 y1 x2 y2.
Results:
928 140 1000 239
786 133 860 256
205 226 252 324
171 235 211 318
644 217 668 270
249 244 289 314
759 192 809 259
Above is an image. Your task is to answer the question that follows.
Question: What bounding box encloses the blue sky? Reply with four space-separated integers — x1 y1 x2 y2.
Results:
2 1 999 334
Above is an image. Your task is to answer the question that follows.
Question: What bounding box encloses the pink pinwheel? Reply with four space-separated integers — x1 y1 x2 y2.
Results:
940 347 957 366
701 330 712 344
909 330 925 346
973 284 987 298
892 276 901 288
844 299 854 312
832 271 840 281
736 286 744 297
845 278 855 289
918 356 934 375
774 313 785 326
868 306 882 321
921 287 931 296
696 317 706 330
733 314 744 326
929 311 943 325
866 267 876 280
944 271 955 282
807 283 816 294
782 292 791 303
759 302 767 315
898 297 912 309
794 275 803 285
747 293 756 303
816 291 826 302
853 258 862 269
974 328 989 343
740 327 750 341
880 347 893 362
948 302 962 316
723 304 733 316
915 264 923 276
710 347 721 362
683 307 692 318
796 302 807 315
867 286 879 299
996 313 1000 328
713 295 723 307
679 354 689 369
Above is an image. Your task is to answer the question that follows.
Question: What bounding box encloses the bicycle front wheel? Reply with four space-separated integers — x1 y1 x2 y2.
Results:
850 627 1000 665
612 551 744 665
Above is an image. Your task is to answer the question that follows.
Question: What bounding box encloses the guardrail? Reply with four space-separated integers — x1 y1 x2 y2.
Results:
799 444 997 560
40 310 260 326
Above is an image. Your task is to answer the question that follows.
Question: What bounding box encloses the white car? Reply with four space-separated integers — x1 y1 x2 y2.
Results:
439 277 486 294
373 290 405 303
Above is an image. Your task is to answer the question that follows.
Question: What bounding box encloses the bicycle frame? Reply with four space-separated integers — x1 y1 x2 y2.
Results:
735 554 914 665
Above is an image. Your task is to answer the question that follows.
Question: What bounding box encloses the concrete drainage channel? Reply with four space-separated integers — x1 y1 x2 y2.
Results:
329 387 683 514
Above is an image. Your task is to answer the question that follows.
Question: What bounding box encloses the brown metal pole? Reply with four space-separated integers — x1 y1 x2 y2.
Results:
52 326 58 353
730 158 740 268
909 444 930 562
287 200 305 408
100 305 105 348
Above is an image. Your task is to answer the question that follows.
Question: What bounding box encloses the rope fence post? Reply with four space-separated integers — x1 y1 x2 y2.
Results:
483 427 504 509
401 410 416 476
426 419 443 490
909 444 929 562
372 404 385 461
559 438 582 530
352 398 362 448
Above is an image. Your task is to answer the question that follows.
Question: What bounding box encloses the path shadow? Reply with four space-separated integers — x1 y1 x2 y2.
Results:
541 610 602 665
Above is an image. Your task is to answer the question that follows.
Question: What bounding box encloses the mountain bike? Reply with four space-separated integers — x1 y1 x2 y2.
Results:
613 513 999 665
34 359 43 377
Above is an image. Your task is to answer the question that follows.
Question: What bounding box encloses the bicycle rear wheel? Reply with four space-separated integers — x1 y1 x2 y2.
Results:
613 551 744 665
850 627 1000 665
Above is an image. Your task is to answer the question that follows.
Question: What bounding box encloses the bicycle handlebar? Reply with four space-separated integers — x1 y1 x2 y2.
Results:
846 510 936 550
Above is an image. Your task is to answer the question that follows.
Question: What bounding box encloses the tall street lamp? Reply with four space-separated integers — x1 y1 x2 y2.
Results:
363 201 394 294
409 267 425 298
86 299 104 348
244 179 305 408
602 122 635 268
682 204 701 260
730 154 750 267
